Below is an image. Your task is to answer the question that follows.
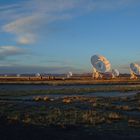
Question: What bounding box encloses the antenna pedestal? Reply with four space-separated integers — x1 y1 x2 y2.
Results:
130 71 137 79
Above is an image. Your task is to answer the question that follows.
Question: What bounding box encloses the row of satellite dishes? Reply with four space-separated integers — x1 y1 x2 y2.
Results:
4 55 140 80
11 72 72 78
15 73 41 78
91 54 140 79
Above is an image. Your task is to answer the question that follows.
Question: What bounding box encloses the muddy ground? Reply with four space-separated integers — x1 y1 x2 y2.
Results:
0 89 140 140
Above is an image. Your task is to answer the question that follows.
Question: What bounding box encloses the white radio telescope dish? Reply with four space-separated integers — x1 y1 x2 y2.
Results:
36 73 41 77
67 72 73 78
17 74 20 77
91 55 111 73
112 69 119 77
69 72 73 77
130 63 140 75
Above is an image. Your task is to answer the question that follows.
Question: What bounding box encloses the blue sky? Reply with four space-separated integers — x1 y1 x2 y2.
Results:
0 0 140 74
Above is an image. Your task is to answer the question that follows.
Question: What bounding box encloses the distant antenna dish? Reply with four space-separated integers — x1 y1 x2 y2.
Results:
130 63 140 75
17 74 20 77
91 55 111 73
112 69 119 77
67 72 73 78
36 73 40 77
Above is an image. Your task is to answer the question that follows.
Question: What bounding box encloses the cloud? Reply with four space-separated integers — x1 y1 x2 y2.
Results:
1 0 138 45
17 35 35 45
0 46 26 59
1 0 84 45
3 15 38 45
3 15 38 34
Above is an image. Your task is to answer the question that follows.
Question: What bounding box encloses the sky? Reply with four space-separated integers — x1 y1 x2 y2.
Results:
0 0 140 74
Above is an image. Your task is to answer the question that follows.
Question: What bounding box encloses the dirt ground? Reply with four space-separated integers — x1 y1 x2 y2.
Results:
0 120 140 140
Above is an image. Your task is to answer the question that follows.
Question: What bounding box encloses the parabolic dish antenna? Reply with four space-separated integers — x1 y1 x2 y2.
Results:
112 69 119 77
17 74 20 77
36 73 41 77
67 72 73 78
130 63 140 75
68 72 73 77
91 55 111 73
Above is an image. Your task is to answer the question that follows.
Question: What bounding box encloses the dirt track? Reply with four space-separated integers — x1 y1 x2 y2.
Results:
0 77 140 85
